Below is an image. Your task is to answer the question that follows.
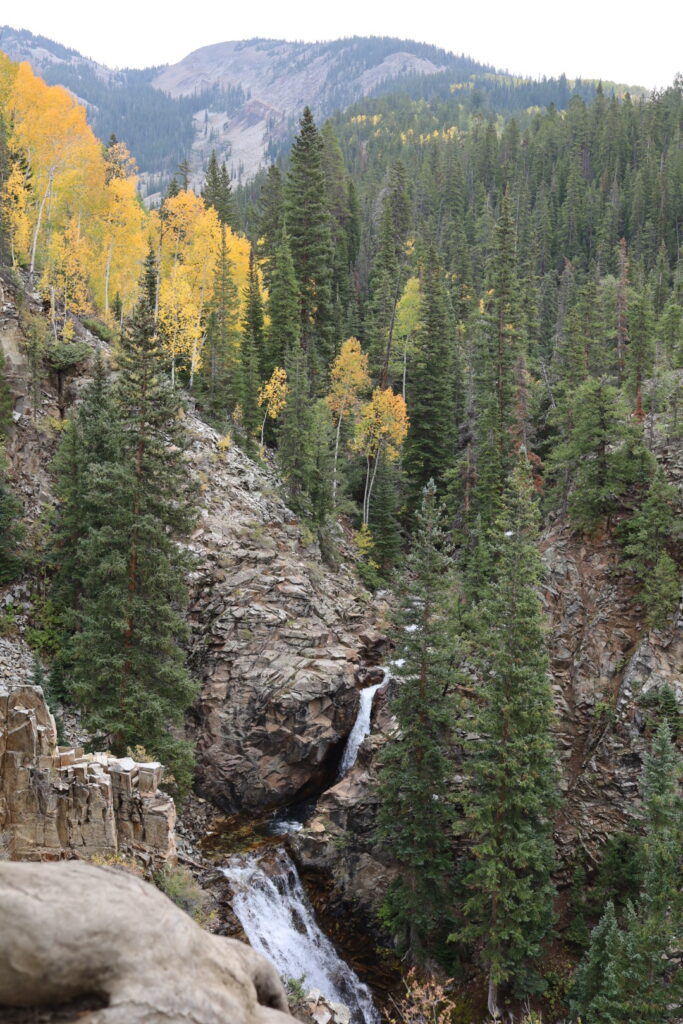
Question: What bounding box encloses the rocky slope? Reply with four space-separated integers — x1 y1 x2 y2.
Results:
152 38 448 181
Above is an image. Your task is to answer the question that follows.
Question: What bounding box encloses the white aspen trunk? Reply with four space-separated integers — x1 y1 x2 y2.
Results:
487 974 501 1021
364 446 382 524
104 244 113 318
331 399 346 509
29 175 52 282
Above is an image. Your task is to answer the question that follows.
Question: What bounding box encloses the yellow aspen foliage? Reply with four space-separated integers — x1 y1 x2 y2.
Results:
8 63 104 278
158 266 202 386
352 387 409 463
352 387 409 524
327 337 370 419
326 337 370 506
40 216 91 331
1 161 32 266
258 366 288 445
93 170 146 319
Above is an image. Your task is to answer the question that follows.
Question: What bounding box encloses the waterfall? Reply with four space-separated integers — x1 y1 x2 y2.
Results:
337 670 388 779
223 848 380 1024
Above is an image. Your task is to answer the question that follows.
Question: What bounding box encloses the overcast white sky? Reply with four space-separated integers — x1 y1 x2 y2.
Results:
6 0 682 90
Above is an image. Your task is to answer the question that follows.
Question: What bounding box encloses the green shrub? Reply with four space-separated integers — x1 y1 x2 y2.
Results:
154 864 214 927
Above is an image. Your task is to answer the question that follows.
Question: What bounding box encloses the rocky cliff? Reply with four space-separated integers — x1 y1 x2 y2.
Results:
184 415 386 812
0 638 176 866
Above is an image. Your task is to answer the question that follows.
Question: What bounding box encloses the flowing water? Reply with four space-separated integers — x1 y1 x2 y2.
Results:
337 670 388 779
223 847 381 1024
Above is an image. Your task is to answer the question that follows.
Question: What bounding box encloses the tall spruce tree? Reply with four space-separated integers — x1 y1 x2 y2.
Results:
376 481 457 958
278 342 313 512
455 456 558 1015
265 233 301 377
470 193 528 540
240 249 265 442
285 107 335 377
403 245 457 504
197 225 240 417
67 250 198 795
201 150 235 228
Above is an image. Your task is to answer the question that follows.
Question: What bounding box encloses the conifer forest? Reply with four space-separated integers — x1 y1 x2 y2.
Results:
0 32 681 1024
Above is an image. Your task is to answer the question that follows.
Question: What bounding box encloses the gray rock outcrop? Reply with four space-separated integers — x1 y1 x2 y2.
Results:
0 860 296 1024
0 644 176 866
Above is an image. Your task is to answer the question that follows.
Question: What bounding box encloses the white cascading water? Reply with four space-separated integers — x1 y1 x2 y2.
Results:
223 848 380 1024
337 670 388 779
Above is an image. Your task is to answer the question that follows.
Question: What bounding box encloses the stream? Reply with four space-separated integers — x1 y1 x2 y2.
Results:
222 676 388 1024
223 848 380 1024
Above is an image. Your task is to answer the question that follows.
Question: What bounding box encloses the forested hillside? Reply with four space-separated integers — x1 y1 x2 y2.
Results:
0 42 681 1024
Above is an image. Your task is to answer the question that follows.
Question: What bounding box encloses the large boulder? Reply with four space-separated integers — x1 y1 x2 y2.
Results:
0 860 296 1024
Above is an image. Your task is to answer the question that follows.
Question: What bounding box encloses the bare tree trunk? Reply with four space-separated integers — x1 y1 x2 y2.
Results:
487 974 501 1021
29 176 52 283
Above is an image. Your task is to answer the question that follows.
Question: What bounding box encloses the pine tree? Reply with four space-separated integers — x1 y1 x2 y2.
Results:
403 245 457 503
570 901 630 1024
201 150 235 228
50 353 117 681
239 249 265 442
197 225 240 417
472 191 526 530
264 233 301 377
257 164 285 289
368 452 402 572
278 342 313 512
621 467 680 626
68 250 198 796
285 107 335 376
455 457 558 1014
546 377 652 532
376 482 457 957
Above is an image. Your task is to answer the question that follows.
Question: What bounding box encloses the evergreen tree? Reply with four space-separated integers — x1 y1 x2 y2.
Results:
239 249 265 442
68 250 198 795
277 342 313 512
197 225 240 418
50 353 117 680
570 901 630 1024
455 457 558 1014
547 377 652 531
264 233 301 377
285 107 335 376
403 245 457 503
376 482 457 957
257 164 285 289
621 467 680 626
368 161 411 384
472 191 526 530
368 452 402 572
201 150 235 228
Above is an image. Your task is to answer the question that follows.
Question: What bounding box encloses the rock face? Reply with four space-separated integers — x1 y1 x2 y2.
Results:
0 647 176 867
185 416 385 813
290 673 398 917
0 860 295 1024
541 520 683 861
